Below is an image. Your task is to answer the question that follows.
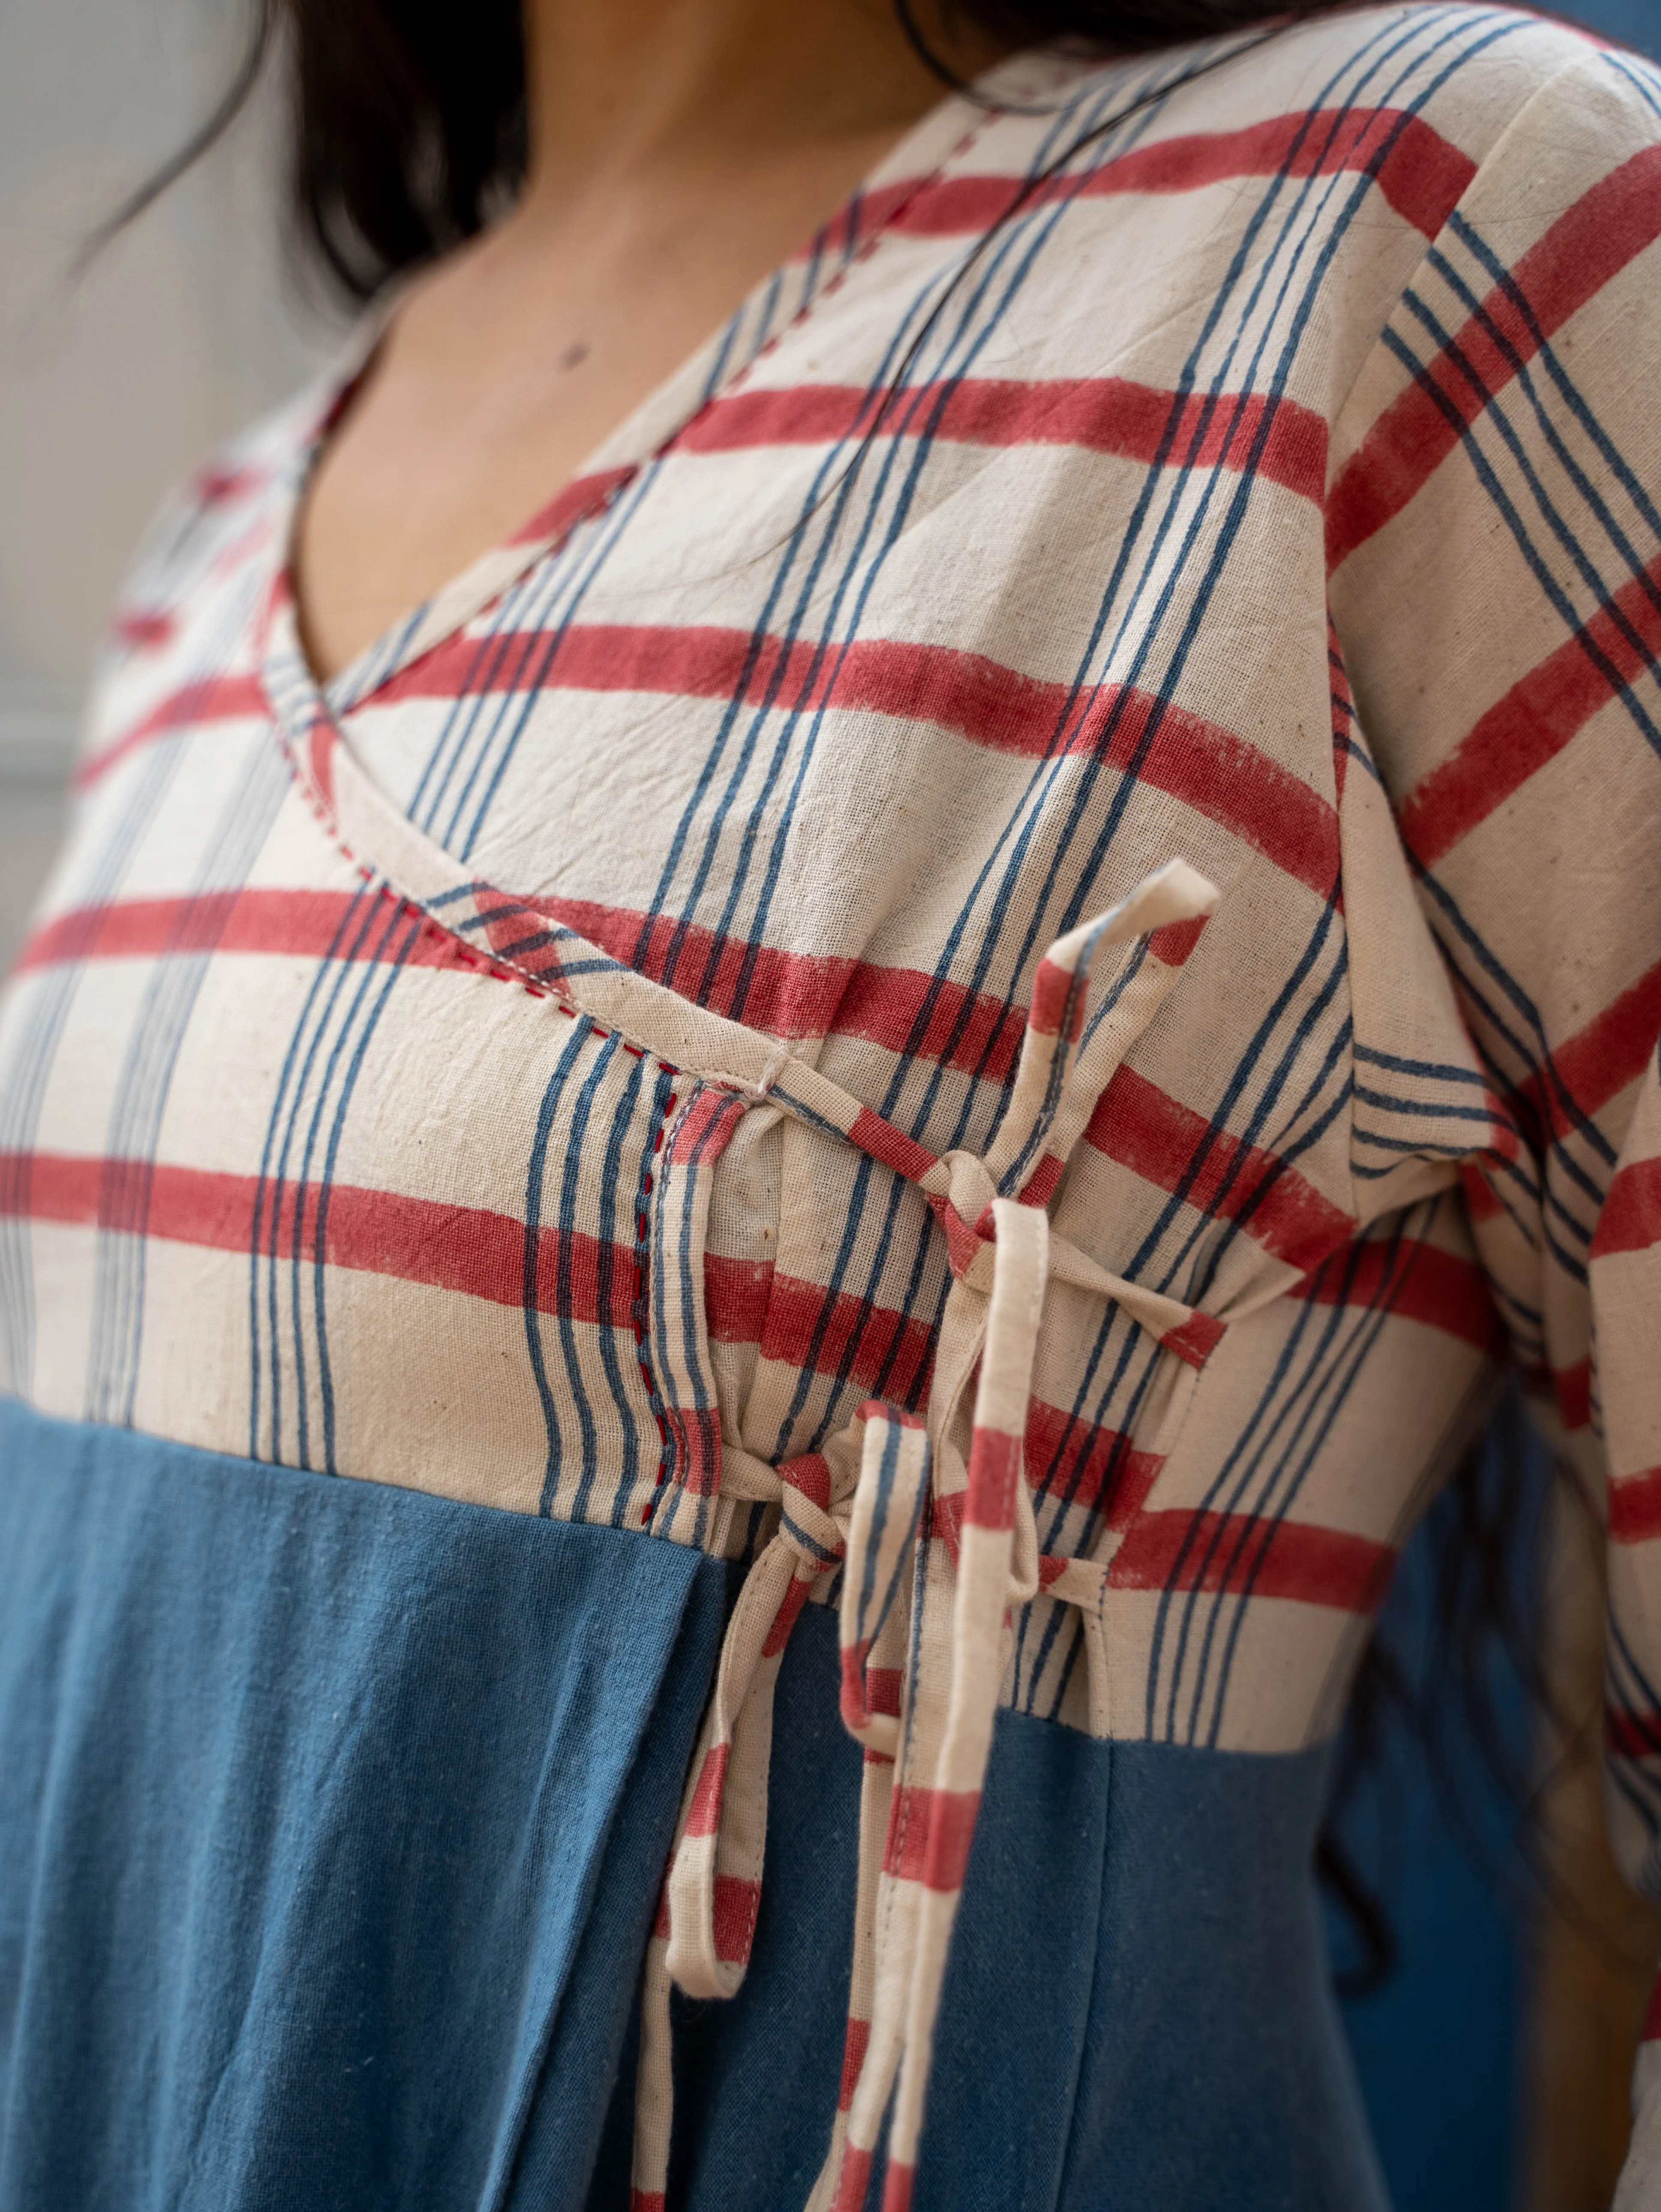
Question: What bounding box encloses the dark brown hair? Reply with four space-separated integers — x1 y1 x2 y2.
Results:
113 1 1346 301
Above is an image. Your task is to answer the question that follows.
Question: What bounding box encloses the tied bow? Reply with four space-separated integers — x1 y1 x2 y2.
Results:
629 1414 928 2206
631 861 1222 2212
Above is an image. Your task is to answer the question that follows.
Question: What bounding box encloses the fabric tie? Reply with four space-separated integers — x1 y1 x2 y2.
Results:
630 859 1222 2212
628 1414 927 2209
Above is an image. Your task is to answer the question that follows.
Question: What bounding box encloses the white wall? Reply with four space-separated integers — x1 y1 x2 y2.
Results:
0 0 336 960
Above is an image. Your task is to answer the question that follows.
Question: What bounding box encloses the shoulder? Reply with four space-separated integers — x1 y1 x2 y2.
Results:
1028 4 1661 196
971 6 1661 414
1248 2 1658 141
82 376 339 776
98 378 335 670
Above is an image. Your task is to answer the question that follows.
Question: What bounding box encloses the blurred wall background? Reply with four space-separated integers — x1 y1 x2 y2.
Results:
0 0 336 962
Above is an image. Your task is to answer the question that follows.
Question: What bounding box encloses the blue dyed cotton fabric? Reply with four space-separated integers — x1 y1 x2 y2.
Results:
0 1402 728 2212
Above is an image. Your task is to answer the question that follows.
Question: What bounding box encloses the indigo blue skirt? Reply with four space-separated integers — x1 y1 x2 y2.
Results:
0 1401 1386 2210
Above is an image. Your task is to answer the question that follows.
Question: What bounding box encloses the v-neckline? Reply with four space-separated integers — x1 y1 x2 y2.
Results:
261 45 1079 732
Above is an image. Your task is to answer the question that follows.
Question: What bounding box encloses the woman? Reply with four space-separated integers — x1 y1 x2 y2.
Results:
0 0 1657 2206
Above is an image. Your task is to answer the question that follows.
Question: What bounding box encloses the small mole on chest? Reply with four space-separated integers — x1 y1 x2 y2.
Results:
556 339 591 372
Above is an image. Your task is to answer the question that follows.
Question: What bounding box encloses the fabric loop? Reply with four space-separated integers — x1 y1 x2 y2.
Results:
827 1198 1052 2212
660 1445 859 2001
631 859 1223 2212
838 1410 931 1756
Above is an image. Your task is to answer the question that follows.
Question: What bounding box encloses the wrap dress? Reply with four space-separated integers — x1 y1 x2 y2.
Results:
3 5 1661 2206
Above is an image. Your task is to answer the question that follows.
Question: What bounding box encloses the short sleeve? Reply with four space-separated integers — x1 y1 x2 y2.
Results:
1324 42 1661 2195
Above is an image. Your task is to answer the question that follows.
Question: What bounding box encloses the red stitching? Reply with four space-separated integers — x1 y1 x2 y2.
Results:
270 729 673 1041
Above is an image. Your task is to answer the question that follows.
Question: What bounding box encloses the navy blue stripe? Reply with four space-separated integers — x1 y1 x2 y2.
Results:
307 913 427 1474
522 1020 598 1516
555 1029 631 1527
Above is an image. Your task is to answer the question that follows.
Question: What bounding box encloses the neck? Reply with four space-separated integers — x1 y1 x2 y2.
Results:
518 0 1011 218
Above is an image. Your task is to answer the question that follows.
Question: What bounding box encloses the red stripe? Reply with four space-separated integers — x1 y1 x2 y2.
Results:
194 461 264 507
1329 143 1661 569
838 2016 871 2112
667 1401 723 1498
0 1151 638 1325
1290 1237 1505 1353
1021 1154 1065 1210
113 609 174 653
1147 914 1209 969
888 109 1474 243
78 672 267 789
306 716 336 810
1085 1062 1352 1274
931 1487 964 1562
1400 551 1661 865
684 1744 730 1838
840 1642 873 1732
859 1399 926 1430
839 1647 906 1732
847 1104 940 1187
782 1449 834 1512
1556 1355 1593 1431
1024 1396 1162 1526
1514 957 1661 1145
1611 1465 1661 1545
679 375 1328 502
1028 955 1081 1041
530 891 1028 1076
382 626 1338 899
1108 1507 1393 1611
1594 1155 1661 1262
508 464 635 546
1608 1708 1661 1762
885 1784 981 1891
928 1192 986 1282
16 883 1032 1090
712 1873 761 1966
832 2146 875 2212
881 2162 916 2212
667 1083 745 1163
1161 1310 1226 1369
760 1571 812 1659
964 1426 1023 1531
15 887 471 978
702 1253 936 1404
866 1666 903 1717
754 1269 933 1399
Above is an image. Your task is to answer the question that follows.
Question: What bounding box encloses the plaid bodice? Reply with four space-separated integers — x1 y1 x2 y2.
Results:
6 8 1661 2200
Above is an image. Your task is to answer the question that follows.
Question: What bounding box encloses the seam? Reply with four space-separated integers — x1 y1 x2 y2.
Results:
634 1077 681 1506
277 716 719 1081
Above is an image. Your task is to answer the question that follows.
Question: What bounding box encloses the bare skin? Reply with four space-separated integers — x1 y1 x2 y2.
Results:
294 0 1016 681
